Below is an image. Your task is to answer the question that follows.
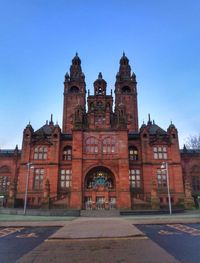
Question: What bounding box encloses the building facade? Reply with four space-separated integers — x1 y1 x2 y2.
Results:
0 54 195 210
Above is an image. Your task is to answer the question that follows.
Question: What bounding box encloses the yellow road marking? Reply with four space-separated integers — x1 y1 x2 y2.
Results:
16 232 38 238
167 224 200 236
0 228 24 238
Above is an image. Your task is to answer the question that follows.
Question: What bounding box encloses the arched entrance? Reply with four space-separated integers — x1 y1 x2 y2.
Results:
84 166 116 210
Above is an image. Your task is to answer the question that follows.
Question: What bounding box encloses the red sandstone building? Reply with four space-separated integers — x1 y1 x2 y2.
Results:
0 54 197 210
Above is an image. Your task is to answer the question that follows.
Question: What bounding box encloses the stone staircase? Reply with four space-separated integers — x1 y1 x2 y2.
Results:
80 209 120 217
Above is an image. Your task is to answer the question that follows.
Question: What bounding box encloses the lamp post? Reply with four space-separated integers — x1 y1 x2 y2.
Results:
161 162 172 215
23 163 33 215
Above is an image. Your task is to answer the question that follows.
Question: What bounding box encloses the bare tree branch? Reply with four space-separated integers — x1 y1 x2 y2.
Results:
185 134 200 149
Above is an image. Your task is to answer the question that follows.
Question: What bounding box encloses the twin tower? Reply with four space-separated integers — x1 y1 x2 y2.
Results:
62 53 138 134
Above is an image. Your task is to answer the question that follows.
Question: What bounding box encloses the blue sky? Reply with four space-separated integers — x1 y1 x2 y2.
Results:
0 0 199 148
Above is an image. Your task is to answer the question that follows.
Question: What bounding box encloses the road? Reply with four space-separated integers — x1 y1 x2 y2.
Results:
137 223 200 263
0 226 60 263
1 224 200 263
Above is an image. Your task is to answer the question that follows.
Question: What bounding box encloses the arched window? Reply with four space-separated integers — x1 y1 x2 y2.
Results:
102 137 115 154
63 146 72 161
69 86 79 93
122 86 131 94
85 137 98 153
129 146 139 161
34 146 47 160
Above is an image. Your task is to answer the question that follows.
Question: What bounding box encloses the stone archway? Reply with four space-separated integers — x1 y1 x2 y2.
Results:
83 166 116 210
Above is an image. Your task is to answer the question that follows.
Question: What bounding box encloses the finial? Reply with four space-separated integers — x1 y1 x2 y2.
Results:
153 120 155 124
46 120 48 125
65 72 69 80
88 89 90 96
75 51 78 56
49 114 54 125
29 121 31 125
111 89 113 95
123 51 125 57
183 144 187 152
148 114 152 125
98 72 102 79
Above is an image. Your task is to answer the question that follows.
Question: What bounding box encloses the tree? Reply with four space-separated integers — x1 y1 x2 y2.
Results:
185 134 200 149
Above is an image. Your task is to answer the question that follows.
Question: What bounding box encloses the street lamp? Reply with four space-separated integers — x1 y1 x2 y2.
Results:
161 162 172 215
23 162 34 215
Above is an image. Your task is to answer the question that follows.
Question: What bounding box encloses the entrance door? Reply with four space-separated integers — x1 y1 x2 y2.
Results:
85 196 92 210
96 196 105 210
109 197 116 209
84 166 116 210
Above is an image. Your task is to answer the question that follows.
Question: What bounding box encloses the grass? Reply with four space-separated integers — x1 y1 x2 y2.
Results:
0 214 76 221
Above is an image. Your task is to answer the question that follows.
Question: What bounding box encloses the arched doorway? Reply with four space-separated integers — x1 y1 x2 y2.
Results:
84 166 116 210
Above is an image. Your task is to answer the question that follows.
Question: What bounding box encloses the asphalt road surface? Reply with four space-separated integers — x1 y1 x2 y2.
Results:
0 226 60 263
137 223 200 263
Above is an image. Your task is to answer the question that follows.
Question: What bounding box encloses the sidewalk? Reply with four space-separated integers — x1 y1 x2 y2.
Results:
123 210 200 225
49 217 144 239
0 210 199 229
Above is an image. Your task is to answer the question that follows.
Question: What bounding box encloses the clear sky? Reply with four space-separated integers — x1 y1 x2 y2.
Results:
0 0 199 149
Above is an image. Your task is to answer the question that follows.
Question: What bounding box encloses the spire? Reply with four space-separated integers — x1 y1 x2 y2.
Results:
98 72 103 79
120 52 129 65
70 53 84 81
118 52 131 80
49 114 54 126
147 113 152 125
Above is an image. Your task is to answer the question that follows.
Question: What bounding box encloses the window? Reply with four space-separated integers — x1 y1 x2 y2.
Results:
102 137 115 154
95 116 104 124
69 86 79 93
0 176 10 193
129 146 139 161
63 146 72 161
192 176 200 191
191 166 200 192
85 137 98 153
157 169 167 188
122 86 131 94
34 169 44 190
153 146 167 159
34 146 47 160
60 169 72 188
129 169 141 188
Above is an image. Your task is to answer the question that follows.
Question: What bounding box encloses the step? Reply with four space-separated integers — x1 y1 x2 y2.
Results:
80 209 120 217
